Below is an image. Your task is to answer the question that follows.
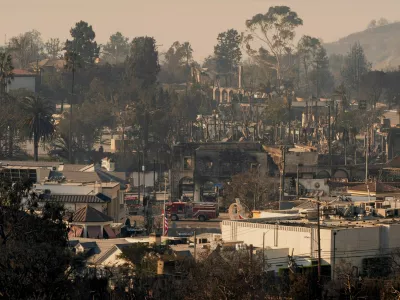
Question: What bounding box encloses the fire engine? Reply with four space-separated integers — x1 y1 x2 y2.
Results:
125 194 141 215
165 201 219 221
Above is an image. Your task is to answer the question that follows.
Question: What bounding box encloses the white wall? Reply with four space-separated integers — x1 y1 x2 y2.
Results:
131 172 158 188
259 248 289 273
382 224 400 251
328 227 381 277
299 178 329 194
221 221 313 257
7 77 36 92
222 220 398 277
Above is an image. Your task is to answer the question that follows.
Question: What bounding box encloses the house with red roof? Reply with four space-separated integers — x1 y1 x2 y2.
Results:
68 205 117 239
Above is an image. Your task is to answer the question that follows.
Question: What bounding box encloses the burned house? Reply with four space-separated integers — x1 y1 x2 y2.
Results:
170 142 271 201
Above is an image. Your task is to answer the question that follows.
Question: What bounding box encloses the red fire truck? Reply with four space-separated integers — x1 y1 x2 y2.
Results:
125 194 141 215
165 202 219 222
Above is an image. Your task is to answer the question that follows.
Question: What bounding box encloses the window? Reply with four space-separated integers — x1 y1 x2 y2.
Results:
184 157 192 170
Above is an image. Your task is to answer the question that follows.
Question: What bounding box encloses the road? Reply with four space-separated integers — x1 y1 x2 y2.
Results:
128 212 229 230
171 218 223 229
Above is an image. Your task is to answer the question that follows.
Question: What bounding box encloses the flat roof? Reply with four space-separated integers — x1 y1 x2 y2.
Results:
224 217 400 229
2 166 41 170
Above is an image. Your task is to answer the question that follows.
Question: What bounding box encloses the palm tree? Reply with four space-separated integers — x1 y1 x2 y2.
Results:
20 95 55 161
0 51 14 96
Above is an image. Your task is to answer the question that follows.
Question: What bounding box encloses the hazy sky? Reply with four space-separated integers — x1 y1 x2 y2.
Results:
2 0 400 61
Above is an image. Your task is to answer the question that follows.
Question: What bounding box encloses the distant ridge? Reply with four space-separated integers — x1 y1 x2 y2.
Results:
325 22 400 70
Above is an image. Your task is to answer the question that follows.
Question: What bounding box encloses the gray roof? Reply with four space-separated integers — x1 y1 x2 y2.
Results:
72 205 113 223
71 238 131 263
78 241 98 249
0 160 61 167
174 250 192 258
62 164 91 172
39 193 111 203
68 240 79 247
96 170 128 183
49 171 101 183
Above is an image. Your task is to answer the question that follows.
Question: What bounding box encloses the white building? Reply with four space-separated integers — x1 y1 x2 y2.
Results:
36 181 123 222
7 69 37 93
221 219 400 278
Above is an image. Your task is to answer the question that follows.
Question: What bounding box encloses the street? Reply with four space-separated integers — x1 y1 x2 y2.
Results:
171 218 223 229
128 212 229 230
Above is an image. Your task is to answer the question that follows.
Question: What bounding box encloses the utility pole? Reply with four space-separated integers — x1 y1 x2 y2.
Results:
296 163 300 197
153 159 156 200
317 199 322 299
328 104 332 170
333 231 337 280
250 244 254 300
138 156 141 206
316 60 320 99
262 233 266 272
279 146 286 209
249 243 253 266
143 151 146 201
163 177 167 236
214 113 217 141
365 124 369 184
194 231 197 261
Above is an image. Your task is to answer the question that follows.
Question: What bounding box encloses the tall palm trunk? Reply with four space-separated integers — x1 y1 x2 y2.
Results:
8 125 13 158
33 132 39 161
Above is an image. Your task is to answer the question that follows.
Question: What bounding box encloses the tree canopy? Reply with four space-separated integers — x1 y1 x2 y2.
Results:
245 6 303 88
64 21 100 69
101 32 130 64
214 29 242 86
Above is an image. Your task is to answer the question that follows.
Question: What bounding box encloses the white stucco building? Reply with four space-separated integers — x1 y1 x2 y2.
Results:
7 69 37 93
221 219 400 278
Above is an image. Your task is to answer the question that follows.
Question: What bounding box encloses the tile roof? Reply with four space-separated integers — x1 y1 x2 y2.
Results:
30 58 66 69
39 193 111 203
13 69 37 76
348 182 400 193
72 205 114 223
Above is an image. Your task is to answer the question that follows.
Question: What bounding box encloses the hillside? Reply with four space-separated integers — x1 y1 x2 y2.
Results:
325 22 400 70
